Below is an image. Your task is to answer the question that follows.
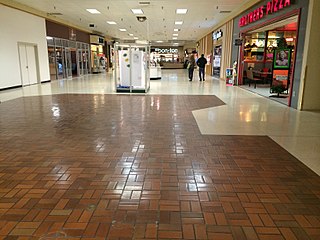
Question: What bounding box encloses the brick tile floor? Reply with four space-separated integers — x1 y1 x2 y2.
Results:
0 94 319 239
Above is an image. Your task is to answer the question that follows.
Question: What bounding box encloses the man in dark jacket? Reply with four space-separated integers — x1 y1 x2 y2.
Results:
196 54 208 81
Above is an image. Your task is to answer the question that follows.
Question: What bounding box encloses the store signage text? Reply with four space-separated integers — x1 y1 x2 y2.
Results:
213 30 223 40
239 0 291 27
154 48 178 54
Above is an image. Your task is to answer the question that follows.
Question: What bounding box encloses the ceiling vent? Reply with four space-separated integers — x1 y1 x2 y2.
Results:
139 1 150 5
219 10 231 13
47 12 63 16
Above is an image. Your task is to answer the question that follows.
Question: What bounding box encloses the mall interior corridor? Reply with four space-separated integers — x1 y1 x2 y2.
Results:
0 70 320 239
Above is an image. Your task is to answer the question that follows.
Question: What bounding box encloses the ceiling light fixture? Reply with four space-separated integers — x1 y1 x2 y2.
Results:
119 29 127 32
174 29 180 32
129 33 134 36
172 37 178 40
107 21 117 25
175 21 183 25
156 40 163 43
173 34 178 36
134 37 139 39
86 9 101 14
131 9 144 14
176 9 188 14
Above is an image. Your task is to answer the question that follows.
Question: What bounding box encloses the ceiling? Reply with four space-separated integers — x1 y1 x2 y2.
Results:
11 0 250 46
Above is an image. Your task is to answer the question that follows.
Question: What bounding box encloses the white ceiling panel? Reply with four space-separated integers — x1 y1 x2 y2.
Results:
12 0 250 45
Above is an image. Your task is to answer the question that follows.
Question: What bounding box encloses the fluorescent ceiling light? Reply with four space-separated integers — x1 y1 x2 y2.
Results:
129 33 134 36
86 9 101 14
134 37 139 39
173 34 178 36
176 9 188 14
173 43 179 45
131 9 144 14
174 29 179 32
172 37 178 40
119 29 127 32
107 21 117 25
156 40 163 43
46 36 53 40
175 21 183 25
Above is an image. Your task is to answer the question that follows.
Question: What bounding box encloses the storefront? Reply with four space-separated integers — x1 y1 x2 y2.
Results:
197 20 233 80
90 35 105 73
150 47 184 68
212 30 223 77
232 0 310 107
46 20 91 80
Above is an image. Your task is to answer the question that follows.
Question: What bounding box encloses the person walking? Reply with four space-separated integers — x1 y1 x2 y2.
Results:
188 54 196 81
197 54 207 81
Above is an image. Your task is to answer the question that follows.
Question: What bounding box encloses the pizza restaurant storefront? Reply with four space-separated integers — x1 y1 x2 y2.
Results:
232 0 309 107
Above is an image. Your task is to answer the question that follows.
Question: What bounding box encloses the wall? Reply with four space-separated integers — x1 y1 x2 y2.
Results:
198 33 213 75
299 0 320 110
0 5 50 89
220 20 233 80
46 20 90 43
231 0 309 109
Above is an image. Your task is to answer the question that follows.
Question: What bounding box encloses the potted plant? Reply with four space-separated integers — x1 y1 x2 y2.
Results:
270 84 286 97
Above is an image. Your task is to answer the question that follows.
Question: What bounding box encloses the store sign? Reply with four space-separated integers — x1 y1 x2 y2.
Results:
212 30 223 40
154 48 178 54
239 0 291 27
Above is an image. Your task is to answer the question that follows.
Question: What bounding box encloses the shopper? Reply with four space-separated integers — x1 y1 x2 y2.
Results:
197 54 207 81
188 54 196 81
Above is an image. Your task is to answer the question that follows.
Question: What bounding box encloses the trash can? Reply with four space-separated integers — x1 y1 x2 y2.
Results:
226 68 233 85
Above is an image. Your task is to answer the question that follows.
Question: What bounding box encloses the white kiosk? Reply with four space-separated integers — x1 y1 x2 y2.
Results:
114 43 150 93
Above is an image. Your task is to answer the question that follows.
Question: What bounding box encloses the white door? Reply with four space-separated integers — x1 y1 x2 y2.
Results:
18 43 39 86
26 45 38 85
18 44 29 86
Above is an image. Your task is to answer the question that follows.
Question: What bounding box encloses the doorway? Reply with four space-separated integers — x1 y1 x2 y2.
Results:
18 43 39 86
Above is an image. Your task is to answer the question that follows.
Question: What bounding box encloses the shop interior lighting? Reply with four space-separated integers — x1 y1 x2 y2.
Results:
107 21 117 25
286 37 294 42
86 9 101 14
119 29 127 32
175 21 183 25
131 9 144 14
176 9 188 14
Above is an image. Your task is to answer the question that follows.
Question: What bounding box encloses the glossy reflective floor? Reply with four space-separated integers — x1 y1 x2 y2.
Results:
0 69 320 239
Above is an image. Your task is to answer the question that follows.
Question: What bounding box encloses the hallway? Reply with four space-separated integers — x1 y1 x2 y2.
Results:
0 69 320 239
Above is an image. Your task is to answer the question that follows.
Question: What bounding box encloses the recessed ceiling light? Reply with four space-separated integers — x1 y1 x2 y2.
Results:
131 9 144 14
176 9 188 14
86 9 101 14
173 34 178 36
175 21 183 25
134 37 139 39
107 21 117 25
119 29 127 32
156 40 163 43
129 33 134 36
172 37 178 40
174 29 180 32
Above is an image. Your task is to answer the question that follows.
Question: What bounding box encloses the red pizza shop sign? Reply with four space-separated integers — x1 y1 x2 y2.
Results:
239 0 291 27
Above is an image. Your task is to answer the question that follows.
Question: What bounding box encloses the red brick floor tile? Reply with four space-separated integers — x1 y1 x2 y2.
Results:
0 95 319 239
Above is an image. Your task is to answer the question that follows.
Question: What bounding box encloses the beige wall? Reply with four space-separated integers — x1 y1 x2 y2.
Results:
198 33 213 75
220 20 233 80
299 0 320 110
198 20 233 80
